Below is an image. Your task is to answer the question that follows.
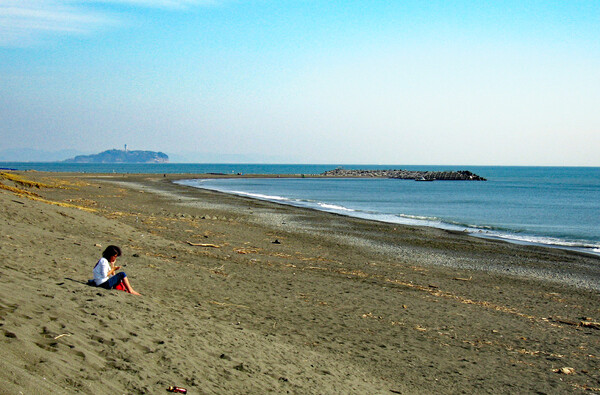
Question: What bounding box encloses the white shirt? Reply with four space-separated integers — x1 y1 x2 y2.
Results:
93 257 111 285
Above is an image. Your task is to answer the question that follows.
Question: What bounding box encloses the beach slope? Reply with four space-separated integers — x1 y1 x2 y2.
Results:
1 172 599 394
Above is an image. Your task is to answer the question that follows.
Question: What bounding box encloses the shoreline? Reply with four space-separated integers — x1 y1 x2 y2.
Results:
174 176 600 260
167 178 600 291
469 232 600 260
1 172 600 394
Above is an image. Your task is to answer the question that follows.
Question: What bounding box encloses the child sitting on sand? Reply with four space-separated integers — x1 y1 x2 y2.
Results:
93 245 141 295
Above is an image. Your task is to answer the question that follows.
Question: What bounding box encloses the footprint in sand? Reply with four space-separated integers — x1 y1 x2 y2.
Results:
73 350 86 360
90 334 116 346
35 341 59 352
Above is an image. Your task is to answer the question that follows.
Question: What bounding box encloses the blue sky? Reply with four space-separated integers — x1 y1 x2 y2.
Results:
1 0 599 164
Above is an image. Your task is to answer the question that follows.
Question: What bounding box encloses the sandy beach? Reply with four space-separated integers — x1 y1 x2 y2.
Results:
1 171 599 394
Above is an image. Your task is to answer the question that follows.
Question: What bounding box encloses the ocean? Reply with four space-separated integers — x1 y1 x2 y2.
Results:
2 162 599 256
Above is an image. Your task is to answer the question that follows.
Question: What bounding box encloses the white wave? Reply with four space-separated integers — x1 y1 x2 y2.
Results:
317 203 355 212
229 190 290 202
397 213 440 222
480 232 600 250
175 180 292 202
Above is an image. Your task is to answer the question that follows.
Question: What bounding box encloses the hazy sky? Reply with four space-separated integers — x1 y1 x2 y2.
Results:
1 0 599 165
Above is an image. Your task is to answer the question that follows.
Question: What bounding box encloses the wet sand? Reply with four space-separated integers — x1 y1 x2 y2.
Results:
1 171 599 394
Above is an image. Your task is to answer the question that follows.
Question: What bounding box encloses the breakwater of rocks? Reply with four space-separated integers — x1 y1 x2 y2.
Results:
321 168 487 181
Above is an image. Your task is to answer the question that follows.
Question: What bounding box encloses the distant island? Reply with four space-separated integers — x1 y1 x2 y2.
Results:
322 168 486 181
64 149 169 164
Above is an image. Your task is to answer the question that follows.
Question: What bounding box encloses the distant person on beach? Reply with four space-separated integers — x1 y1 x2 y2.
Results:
93 245 141 295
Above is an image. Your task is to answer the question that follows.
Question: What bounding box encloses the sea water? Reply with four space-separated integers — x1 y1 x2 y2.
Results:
2 162 599 255
176 166 600 256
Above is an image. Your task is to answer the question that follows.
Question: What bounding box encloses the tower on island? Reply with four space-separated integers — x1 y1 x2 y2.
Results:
124 144 128 152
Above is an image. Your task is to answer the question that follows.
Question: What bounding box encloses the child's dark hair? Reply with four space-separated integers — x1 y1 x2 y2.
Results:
102 245 122 259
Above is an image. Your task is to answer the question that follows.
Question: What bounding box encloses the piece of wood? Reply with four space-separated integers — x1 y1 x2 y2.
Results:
186 241 220 248
453 276 472 281
208 301 249 309
580 321 600 330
